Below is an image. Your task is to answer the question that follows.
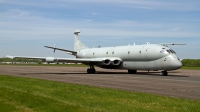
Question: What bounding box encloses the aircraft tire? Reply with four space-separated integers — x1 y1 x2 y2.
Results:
87 68 90 74
93 69 96 73
161 71 168 76
128 70 137 74
87 68 96 74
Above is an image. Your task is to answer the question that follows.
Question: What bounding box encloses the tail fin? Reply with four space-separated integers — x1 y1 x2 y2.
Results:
74 30 88 51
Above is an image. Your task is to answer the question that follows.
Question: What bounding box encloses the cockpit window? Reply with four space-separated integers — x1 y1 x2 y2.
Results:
169 49 173 53
169 49 176 54
166 50 170 54
172 49 176 54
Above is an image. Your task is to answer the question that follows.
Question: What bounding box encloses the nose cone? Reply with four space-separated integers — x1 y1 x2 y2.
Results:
171 60 182 70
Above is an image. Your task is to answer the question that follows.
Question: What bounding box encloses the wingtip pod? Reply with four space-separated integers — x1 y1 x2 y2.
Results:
6 55 14 59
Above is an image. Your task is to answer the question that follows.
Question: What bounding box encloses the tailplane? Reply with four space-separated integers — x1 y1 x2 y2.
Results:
74 30 88 51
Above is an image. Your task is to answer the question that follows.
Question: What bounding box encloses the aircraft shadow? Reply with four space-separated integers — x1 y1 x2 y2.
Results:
96 72 189 77
20 71 189 77
134 72 189 77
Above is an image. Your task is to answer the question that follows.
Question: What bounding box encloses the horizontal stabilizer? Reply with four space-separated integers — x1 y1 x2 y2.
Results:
159 43 186 46
44 46 77 54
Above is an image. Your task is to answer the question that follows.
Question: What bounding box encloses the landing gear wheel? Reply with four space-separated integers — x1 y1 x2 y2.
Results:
87 68 90 73
87 64 96 74
92 69 96 73
161 71 168 76
128 70 137 74
87 68 96 74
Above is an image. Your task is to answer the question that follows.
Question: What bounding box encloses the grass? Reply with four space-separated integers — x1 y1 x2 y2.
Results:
0 75 200 112
181 66 200 70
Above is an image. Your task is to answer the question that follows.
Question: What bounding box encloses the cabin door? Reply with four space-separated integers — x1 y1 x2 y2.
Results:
142 47 150 70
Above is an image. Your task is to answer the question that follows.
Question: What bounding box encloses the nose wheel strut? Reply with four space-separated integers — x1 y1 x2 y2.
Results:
87 64 96 74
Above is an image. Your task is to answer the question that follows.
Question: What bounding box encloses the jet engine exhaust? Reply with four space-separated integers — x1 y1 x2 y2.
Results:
112 59 121 65
103 59 111 65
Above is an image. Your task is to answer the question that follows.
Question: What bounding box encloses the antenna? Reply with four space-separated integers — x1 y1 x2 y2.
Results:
74 30 81 35
146 42 150 45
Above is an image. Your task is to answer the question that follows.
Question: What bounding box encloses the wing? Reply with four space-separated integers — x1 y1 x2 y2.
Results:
6 55 104 63
6 55 122 65
6 55 46 60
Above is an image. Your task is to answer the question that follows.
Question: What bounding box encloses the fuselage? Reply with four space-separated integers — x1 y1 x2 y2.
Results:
76 44 182 71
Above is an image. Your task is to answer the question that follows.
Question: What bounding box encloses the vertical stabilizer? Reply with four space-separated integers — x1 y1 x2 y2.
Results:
74 30 88 51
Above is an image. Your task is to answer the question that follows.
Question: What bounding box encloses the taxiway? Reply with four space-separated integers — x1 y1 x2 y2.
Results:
0 65 200 100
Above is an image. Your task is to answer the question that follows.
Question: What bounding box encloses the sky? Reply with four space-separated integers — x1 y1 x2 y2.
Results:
0 0 200 59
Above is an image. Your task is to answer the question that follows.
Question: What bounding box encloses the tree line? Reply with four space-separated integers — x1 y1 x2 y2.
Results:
182 59 200 67
0 57 40 63
0 58 200 67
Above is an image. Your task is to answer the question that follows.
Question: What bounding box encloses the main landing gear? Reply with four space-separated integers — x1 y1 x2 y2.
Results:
128 70 137 74
87 64 96 74
161 71 168 76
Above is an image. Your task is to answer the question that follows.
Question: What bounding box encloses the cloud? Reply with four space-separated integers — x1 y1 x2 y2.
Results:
0 0 200 59
0 8 200 41
1 0 200 11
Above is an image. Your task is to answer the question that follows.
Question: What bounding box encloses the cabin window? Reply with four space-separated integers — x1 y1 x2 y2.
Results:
106 52 108 54
112 52 114 54
128 51 130 54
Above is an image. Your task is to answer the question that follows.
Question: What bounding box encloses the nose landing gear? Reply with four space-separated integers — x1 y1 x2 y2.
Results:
161 71 168 76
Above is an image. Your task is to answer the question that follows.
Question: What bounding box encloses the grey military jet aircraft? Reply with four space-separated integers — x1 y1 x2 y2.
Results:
7 30 184 76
